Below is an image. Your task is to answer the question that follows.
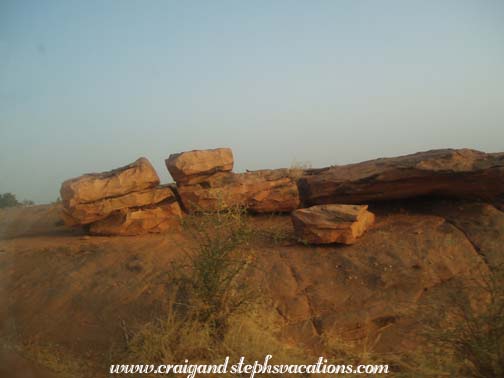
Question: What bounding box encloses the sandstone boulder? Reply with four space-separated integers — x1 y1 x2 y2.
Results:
165 148 233 184
61 185 176 225
299 149 504 205
291 204 375 244
177 169 300 213
88 200 182 236
60 158 159 207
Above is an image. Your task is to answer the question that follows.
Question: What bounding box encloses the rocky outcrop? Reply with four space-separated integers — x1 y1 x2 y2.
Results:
166 148 300 213
60 158 160 207
59 158 182 235
88 200 182 236
62 186 175 225
299 149 504 205
59 147 504 236
165 148 234 185
177 169 300 213
291 204 375 244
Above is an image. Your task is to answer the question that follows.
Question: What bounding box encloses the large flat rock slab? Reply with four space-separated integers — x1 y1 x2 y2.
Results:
299 149 504 205
291 204 375 244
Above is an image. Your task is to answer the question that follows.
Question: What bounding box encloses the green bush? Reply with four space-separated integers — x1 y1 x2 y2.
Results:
0 192 20 208
175 206 257 338
126 206 310 374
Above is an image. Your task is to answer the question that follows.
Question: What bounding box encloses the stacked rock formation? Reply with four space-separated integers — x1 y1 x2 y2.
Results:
291 204 375 245
60 158 182 235
60 147 504 241
165 148 300 213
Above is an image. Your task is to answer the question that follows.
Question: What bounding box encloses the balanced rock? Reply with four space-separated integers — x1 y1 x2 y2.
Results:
291 204 375 245
60 157 159 208
299 149 504 205
61 185 176 225
165 148 233 185
177 169 300 213
88 200 182 236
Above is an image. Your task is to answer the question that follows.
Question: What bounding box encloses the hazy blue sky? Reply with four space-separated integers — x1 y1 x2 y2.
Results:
1 1 503 203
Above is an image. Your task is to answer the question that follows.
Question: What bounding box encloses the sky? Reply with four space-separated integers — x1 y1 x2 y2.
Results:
1 1 503 204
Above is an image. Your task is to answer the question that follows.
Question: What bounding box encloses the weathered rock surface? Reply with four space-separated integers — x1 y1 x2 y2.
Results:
59 158 183 235
299 149 504 205
61 185 176 225
165 148 234 184
177 169 300 213
418 200 504 269
291 204 375 244
60 157 160 207
88 200 182 236
264 202 496 350
2 199 499 363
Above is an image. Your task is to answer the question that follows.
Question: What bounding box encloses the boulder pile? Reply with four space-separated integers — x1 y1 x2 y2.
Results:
60 158 182 235
60 147 504 242
165 148 300 213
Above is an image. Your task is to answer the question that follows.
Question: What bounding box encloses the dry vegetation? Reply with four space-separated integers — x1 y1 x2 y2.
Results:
3 206 503 378
125 207 310 376
123 208 504 378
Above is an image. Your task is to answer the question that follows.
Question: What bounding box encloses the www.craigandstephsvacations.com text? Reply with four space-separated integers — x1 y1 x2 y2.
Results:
110 355 390 376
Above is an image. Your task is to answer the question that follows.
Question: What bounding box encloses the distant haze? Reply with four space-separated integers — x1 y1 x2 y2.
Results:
1 1 503 203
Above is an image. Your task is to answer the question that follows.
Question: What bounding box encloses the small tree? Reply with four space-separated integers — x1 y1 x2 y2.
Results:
0 193 20 208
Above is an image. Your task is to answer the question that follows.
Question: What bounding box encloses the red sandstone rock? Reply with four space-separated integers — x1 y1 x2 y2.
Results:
291 204 375 244
88 200 182 236
60 158 159 207
61 185 176 225
165 148 233 184
177 169 300 213
299 149 504 205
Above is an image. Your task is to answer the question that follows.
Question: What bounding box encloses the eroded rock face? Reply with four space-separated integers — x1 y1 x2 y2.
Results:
165 148 234 185
88 200 182 236
61 185 176 225
299 149 504 205
60 158 160 207
291 204 375 244
177 169 300 213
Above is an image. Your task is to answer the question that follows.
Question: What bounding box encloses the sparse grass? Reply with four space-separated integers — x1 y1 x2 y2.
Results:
252 216 295 245
126 209 503 378
125 206 404 377
288 161 312 180
3 340 92 378
396 264 504 377
126 206 312 375
127 301 310 373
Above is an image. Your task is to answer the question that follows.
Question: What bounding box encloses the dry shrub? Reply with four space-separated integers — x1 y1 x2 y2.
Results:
126 206 311 376
288 161 312 180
